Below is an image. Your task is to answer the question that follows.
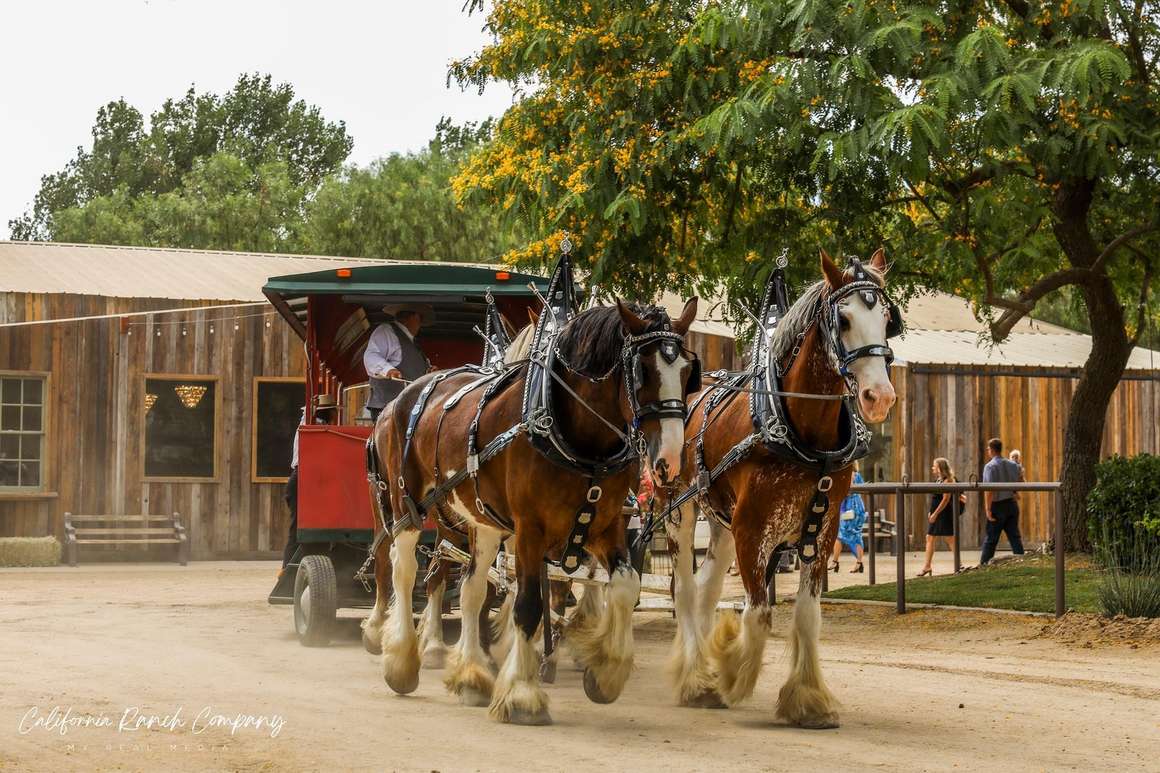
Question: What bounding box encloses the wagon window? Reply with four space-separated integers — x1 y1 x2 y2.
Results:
0 375 46 490
143 376 218 480
252 378 306 482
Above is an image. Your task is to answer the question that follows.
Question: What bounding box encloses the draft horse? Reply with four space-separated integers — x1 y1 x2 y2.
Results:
371 284 699 725
666 249 898 728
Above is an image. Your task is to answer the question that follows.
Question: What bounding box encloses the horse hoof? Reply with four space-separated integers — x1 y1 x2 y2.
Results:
583 669 616 705
540 659 558 684
384 671 420 695
422 647 446 670
506 706 553 726
795 713 841 730
459 686 491 707
362 630 382 656
684 690 727 709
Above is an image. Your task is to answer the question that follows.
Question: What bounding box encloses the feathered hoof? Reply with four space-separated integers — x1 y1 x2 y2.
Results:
362 627 383 655
459 686 491 707
540 658 558 684
583 668 617 705
383 666 420 696
793 712 841 730
421 645 447 670
506 706 553 726
683 689 728 709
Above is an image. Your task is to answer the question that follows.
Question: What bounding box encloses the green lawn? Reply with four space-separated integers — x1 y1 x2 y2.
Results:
824 554 1101 614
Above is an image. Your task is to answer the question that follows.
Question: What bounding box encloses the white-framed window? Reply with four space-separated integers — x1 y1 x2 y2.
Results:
0 375 46 490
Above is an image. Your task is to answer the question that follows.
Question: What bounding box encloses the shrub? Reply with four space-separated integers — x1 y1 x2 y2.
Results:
1087 454 1160 572
1094 524 1160 618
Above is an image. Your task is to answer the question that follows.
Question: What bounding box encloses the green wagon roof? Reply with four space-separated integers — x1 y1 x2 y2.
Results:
262 262 550 298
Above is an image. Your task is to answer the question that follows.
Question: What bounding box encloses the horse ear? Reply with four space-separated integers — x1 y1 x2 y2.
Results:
616 299 649 335
820 249 845 289
869 248 887 274
499 313 516 339
673 296 698 336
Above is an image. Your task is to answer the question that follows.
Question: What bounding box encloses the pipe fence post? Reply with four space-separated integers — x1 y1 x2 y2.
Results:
1055 488 1065 618
868 493 877 586
952 491 961 575
895 490 906 614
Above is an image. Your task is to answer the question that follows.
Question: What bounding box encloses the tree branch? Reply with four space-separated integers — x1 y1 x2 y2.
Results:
1091 220 1160 274
1130 261 1154 346
989 268 1095 340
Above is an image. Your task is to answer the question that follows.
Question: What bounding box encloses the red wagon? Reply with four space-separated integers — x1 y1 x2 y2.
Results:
263 263 549 645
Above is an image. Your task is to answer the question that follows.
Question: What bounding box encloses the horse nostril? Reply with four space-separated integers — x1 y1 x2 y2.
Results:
861 387 877 404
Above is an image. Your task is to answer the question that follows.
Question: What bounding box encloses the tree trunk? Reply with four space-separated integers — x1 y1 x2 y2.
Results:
1052 179 1135 551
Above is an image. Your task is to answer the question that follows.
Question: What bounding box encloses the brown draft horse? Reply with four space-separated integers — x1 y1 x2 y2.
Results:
374 298 698 725
666 250 897 728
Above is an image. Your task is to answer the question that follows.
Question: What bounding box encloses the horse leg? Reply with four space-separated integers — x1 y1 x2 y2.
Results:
381 527 422 695
444 526 502 706
666 502 722 707
417 568 447 669
567 549 640 705
361 533 391 655
776 560 840 728
706 495 772 706
564 581 603 670
695 517 736 636
540 579 569 683
489 538 552 725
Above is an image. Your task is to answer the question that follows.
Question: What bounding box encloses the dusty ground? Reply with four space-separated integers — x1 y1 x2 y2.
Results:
1 562 1157 773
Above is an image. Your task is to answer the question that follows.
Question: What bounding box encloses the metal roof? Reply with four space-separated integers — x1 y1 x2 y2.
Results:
892 330 1158 371
0 241 393 302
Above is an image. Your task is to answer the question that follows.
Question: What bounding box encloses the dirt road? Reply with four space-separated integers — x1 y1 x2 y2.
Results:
1 562 1156 772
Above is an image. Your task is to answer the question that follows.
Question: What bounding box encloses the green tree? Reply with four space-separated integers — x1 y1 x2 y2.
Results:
300 119 524 260
10 73 352 240
453 0 1159 548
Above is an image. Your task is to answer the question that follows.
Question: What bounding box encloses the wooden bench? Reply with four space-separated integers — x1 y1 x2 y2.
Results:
63 512 189 566
863 510 897 556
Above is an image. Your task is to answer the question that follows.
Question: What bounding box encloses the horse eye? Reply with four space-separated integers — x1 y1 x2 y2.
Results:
839 316 851 332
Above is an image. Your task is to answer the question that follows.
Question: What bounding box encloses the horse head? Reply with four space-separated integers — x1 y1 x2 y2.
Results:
616 297 699 486
820 248 897 424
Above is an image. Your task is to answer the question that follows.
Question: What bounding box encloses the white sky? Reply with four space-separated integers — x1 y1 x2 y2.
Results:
0 0 514 233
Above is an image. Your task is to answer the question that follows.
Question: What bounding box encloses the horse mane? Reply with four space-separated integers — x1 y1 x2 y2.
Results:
505 322 536 364
766 262 885 365
557 303 670 376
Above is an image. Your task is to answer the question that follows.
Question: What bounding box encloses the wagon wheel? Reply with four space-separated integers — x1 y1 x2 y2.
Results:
294 554 337 647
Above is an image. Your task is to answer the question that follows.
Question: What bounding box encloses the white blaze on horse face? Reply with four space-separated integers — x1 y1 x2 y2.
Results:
838 295 897 424
647 351 688 485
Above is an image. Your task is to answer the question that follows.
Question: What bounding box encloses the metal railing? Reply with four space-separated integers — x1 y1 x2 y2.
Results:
850 481 1065 617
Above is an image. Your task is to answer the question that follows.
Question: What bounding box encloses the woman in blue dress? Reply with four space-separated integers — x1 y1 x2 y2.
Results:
830 463 868 573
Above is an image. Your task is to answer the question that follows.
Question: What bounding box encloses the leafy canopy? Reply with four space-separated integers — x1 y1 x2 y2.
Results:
453 0 1158 332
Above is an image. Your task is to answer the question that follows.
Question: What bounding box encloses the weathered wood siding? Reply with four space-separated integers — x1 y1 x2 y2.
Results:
886 365 1159 549
0 291 304 558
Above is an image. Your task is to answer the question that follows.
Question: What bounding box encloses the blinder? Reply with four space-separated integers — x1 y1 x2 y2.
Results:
622 330 699 423
824 264 903 379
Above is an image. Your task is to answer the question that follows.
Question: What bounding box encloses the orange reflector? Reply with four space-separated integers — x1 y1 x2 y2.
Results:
336 268 352 278
495 271 511 281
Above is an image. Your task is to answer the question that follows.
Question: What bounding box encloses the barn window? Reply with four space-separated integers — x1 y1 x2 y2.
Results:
0 375 46 490
143 376 219 480
252 378 306 483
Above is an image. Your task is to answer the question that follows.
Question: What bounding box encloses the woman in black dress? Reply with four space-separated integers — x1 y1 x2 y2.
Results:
918 457 960 577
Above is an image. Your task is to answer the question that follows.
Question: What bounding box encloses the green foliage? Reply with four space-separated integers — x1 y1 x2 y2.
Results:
453 0 1158 326
1094 523 1160 618
1088 454 1160 572
10 73 352 241
300 119 524 261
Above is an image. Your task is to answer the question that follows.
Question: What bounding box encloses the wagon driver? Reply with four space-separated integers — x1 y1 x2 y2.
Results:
363 304 433 422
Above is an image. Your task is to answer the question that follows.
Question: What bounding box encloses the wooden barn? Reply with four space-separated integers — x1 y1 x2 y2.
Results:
0 241 384 559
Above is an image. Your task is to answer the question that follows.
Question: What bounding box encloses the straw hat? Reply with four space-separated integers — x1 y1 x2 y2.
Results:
313 394 338 410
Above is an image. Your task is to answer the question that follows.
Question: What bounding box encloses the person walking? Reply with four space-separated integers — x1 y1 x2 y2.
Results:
830 464 868 573
980 437 1025 565
918 457 961 577
363 305 432 422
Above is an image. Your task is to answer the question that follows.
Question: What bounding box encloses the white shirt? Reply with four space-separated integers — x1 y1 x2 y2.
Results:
363 322 413 378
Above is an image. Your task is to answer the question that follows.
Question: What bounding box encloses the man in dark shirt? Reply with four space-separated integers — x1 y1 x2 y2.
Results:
980 437 1025 565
